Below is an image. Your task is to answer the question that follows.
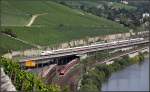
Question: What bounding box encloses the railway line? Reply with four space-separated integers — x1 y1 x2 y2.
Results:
20 38 149 63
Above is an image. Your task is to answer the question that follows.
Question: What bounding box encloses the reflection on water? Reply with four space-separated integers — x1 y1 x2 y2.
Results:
102 58 149 91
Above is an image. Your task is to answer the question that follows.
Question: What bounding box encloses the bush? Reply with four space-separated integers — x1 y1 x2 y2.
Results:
1 28 17 38
80 53 145 92
0 57 60 92
79 80 99 92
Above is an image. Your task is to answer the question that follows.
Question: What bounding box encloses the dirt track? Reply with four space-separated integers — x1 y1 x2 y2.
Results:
26 13 47 27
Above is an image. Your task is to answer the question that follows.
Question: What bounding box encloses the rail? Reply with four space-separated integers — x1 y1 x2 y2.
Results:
19 40 149 63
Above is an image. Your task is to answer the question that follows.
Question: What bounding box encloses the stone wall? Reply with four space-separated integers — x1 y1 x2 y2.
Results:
57 32 131 49
58 31 149 49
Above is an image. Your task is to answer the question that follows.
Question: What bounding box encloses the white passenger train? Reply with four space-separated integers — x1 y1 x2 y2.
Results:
41 51 53 56
41 38 144 56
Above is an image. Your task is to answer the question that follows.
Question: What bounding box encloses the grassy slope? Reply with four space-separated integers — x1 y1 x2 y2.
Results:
55 0 137 10
1 0 30 26
111 2 137 10
1 0 129 53
0 34 33 55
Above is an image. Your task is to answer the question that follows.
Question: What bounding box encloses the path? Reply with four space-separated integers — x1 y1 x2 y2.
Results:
26 13 48 27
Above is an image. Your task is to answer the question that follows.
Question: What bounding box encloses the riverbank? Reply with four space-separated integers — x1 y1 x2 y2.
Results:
79 52 147 92
102 57 149 91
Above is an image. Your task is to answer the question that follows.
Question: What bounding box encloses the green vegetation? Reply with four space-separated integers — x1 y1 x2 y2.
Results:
111 2 137 10
1 25 127 46
0 34 33 55
1 0 129 55
0 57 61 92
55 0 137 10
57 0 149 32
79 53 145 92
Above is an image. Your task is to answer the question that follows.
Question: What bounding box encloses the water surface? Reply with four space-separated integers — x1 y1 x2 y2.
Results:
102 58 149 91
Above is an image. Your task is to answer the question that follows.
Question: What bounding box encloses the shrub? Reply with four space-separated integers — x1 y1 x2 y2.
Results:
0 57 60 92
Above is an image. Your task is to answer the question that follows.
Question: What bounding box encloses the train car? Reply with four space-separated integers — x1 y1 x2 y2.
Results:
108 41 118 46
39 64 57 83
117 39 129 44
139 38 144 40
40 51 53 56
59 59 79 76
74 45 89 51
40 64 57 77
52 47 74 54
129 38 144 43
90 43 104 47
25 60 36 68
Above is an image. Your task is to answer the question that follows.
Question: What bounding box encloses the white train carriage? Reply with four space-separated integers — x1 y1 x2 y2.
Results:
41 51 53 56
130 38 144 42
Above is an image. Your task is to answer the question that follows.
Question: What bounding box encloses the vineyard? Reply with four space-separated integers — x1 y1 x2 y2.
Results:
1 0 129 55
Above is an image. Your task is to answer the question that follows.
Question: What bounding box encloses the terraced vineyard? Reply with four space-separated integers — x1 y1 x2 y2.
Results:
1 0 129 54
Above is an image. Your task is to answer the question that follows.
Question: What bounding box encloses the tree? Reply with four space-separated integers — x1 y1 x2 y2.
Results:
80 5 85 10
79 81 99 92
59 1 67 6
0 57 61 92
62 85 70 92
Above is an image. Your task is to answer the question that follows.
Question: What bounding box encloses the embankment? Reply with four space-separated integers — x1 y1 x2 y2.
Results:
79 52 147 92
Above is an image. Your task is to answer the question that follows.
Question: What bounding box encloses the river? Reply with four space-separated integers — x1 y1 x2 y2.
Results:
102 57 149 91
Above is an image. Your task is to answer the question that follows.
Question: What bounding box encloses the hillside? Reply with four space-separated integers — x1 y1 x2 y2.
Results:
0 34 33 55
1 0 129 54
54 0 137 11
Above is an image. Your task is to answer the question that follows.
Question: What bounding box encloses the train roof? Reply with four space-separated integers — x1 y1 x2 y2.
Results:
42 64 57 77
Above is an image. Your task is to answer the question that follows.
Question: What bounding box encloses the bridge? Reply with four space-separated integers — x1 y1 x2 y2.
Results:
19 39 149 66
